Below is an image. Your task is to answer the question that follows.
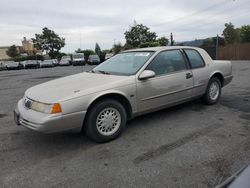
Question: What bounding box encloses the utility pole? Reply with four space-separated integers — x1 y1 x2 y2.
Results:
170 33 174 46
216 34 219 60
80 33 82 50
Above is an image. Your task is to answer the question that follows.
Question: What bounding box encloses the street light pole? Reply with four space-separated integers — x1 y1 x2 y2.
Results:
216 34 219 60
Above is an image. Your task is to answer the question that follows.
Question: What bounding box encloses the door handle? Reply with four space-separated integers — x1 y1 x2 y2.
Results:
186 73 193 79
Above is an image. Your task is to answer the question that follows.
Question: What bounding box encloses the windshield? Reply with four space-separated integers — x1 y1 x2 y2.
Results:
62 56 70 60
73 54 84 59
5 61 18 66
89 55 99 60
43 60 53 63
93 51 154 75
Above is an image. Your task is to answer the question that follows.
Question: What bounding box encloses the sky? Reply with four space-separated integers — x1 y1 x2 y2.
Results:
0 0 249 53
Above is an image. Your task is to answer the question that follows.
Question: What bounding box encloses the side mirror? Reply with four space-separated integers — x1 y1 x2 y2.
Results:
139 70 156 80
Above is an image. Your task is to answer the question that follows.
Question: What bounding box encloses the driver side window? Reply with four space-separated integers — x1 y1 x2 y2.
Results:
146 50 187 76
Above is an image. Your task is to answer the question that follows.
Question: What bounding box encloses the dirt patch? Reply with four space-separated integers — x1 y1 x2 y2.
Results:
32 76 61 79
220 95 250 113
133 124 223 165
191 103 207 112
239 114 250 120
0 114 7 118
0 73 29 78
202 157 232 187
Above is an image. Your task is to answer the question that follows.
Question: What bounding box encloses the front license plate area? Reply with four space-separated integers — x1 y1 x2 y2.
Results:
14 110 21 126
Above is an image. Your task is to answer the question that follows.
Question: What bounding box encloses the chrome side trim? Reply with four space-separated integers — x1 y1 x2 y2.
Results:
141 84 205 101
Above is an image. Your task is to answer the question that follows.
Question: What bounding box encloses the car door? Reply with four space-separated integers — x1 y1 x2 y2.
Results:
136 49 194 113
183 49 210 96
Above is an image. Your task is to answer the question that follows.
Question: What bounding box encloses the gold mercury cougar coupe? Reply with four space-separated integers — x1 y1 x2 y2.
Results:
14 46 233 142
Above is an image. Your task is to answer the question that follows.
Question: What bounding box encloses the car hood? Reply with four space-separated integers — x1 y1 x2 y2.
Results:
25 72 134 103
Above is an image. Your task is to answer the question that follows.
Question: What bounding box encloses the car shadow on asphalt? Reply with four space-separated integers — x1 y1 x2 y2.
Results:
126 98 205 129
5 99 207 157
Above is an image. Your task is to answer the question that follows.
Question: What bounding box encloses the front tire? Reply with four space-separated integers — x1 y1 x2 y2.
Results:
202 77 222 105
84 99 127 143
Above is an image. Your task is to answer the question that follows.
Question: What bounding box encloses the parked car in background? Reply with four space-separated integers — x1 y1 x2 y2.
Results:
0 61 7 71
22 60 40 69
5 61 23 70
105 53 114 60
88 55 100 65
52 59 59 66
14 46 233 143
72 53 85 66
40 60 55 68
59 56 71 66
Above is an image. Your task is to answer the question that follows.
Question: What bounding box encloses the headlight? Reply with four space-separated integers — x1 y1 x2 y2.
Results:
23 97 62 114
31 101 62 114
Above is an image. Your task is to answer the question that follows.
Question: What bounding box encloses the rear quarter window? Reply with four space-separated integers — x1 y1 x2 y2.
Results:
184 49 205 69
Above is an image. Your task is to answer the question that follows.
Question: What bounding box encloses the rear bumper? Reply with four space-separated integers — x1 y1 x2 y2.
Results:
25 65 39 69
224 75 233 86
72 61 85 65
40 65 54 68
14 99 86 133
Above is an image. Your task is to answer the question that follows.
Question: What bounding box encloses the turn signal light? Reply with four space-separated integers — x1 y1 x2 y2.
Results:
51 103 62 114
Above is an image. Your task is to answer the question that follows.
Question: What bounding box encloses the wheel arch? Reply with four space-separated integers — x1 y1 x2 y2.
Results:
85 92 133 121
210 72 224 87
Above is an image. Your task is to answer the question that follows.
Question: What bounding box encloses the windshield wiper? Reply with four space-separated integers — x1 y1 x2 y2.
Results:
89 70 110 75
97 70 110 75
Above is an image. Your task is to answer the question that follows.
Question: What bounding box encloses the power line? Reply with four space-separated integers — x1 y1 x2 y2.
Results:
155 0 250 35
153 0 229 26
153 0 249 30
157 10 250 42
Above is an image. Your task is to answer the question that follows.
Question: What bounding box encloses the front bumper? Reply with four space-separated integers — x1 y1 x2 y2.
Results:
14 99 86 133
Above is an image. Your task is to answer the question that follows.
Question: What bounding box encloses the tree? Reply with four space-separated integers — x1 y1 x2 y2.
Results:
157 37 169 46
94 43 107 62
95 43 101 57
123 43 133 50
112 42 123 54
99 51 106 63
202 37 225 47
75 48 82 53
32 27 65 59
240 25 250 43
124 22 157 48
222 22 240 44
83 49 95 61
139 41 160 48
6 45 19 58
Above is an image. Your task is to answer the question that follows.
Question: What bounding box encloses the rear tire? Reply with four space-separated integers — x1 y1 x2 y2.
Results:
84 99 127 143
202 77 222 105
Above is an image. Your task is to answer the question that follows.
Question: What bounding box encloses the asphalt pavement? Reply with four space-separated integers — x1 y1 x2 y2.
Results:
0 62 250 188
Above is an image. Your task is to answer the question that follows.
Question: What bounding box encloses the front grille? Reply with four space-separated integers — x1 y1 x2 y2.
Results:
23 97 33 109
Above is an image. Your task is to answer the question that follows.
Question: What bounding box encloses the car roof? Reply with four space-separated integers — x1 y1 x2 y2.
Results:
124 46 201 52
